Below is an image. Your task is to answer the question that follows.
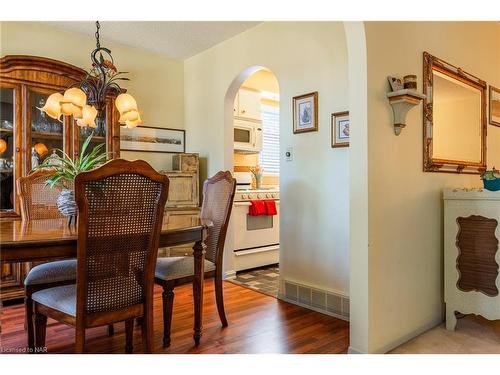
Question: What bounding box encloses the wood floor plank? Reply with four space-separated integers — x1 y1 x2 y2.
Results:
0 280 349 354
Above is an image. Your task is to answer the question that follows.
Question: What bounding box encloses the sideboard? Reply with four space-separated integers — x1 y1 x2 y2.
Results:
443 189 500 330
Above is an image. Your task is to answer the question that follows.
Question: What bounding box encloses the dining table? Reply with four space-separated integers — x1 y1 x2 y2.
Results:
0 215 213 345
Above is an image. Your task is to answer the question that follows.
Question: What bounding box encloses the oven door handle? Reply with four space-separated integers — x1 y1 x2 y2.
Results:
234 201 279 207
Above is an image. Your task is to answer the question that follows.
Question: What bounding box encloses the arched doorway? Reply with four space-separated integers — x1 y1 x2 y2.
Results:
222 67 281 298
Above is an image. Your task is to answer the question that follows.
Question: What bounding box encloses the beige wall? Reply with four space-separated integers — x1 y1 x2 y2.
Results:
363 21 500 353
184 22 350 296
0 21 184 171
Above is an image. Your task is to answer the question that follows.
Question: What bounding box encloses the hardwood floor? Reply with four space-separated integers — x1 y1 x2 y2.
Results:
0 280 349 354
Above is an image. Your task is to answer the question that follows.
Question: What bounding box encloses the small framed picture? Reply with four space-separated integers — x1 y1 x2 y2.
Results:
331 111 350 148
293 92 318 134
490 86 500 127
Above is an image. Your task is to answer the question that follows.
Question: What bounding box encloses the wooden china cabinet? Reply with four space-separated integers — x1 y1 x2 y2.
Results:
0 55 121 301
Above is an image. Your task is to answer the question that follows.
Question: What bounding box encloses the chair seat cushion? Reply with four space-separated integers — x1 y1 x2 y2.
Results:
32 284 76 317
155 257 215 281
24 259 77 286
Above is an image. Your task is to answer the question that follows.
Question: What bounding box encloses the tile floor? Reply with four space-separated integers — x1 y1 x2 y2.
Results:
391 314 500 354
229 265 279 297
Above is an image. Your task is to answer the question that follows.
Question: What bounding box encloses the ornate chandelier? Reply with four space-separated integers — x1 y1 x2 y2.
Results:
39 21 142 129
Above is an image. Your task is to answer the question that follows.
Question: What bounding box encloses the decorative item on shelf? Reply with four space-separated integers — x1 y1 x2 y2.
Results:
490 86 500 127
481 167 500 191
33 134 109 224
0 139 6 155
33 143 49 157
387 76 404 91
387 88 426 135
32 143 49 169
31 147 39 169
250 165 264 189
1 120 13 130
293 92 318 134
38 21 143 132
403 75 417 90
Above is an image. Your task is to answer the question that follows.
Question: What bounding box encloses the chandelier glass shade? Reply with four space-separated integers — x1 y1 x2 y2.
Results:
39 21 142 129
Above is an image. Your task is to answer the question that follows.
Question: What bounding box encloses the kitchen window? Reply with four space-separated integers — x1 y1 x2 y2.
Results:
260 104 279 175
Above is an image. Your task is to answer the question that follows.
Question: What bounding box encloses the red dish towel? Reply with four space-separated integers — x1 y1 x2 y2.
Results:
264 200 277 216
249 200 267 216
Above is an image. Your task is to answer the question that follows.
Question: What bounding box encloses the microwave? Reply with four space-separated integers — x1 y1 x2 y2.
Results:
234 119 263 153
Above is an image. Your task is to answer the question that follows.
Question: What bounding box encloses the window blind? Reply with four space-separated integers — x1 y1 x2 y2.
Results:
260 104 280 175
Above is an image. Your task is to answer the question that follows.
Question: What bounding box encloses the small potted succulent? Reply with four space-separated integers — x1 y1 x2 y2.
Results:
481 167 500 191
34 134 108 223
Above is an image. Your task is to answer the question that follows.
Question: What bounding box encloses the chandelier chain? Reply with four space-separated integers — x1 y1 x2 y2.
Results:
95 21 100 49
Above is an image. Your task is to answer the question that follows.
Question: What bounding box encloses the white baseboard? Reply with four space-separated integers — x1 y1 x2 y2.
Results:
372 317 443 353
347 346 365 354
224 270 236 279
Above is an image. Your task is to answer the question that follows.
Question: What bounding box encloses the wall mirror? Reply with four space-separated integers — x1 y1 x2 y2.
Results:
423 52 487 174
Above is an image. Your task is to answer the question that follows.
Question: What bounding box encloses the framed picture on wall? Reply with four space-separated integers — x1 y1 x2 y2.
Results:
490 86 500 127
120 126 186 153
331 111 350 148
293 92 318 133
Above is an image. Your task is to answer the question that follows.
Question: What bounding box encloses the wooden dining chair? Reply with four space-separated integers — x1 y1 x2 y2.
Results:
18 170 81 350
155 171 236 347
31 159 169 353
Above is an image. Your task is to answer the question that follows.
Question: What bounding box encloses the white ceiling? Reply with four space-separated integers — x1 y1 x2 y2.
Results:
47 21 261 60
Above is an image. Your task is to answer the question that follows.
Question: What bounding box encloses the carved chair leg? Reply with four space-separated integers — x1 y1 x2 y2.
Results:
107 324 114 336
33 311 47 352
75 327 86 354
25 293 35 350
125 319 134 354
161 282 175 348
215 270 228 327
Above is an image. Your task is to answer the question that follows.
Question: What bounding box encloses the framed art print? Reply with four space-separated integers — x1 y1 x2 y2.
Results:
293 92 318 133
490 86 500 127
120 126 186 153
331 111 349 148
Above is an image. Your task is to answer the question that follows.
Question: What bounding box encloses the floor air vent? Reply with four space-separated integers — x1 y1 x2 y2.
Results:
281 280 349 321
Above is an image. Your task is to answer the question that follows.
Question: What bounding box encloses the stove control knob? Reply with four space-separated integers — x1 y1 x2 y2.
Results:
272 193 277 198
257 193 262 199
241 194 247 199
266 193 271 198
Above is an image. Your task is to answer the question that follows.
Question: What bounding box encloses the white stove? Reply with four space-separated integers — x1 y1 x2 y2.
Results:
231 172 280 272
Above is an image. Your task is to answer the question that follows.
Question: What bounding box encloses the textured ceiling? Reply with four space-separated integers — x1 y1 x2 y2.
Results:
47 21 261 60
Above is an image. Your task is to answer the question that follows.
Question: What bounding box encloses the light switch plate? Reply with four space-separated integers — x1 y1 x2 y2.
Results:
285 147 293 161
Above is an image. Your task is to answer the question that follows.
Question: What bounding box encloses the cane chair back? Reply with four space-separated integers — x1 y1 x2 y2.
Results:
17 170 73 220
74 159 169 317
200 171 236 265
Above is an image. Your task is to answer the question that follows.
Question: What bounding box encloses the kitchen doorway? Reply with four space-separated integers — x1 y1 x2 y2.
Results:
226 68 280 298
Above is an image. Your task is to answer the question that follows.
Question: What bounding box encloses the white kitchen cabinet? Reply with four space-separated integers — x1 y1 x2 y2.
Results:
234 88 261 121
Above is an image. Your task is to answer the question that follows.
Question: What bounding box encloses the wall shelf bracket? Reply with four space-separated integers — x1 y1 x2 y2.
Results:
387 89 426 135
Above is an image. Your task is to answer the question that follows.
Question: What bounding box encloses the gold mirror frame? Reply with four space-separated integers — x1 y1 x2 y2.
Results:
423 52 487 174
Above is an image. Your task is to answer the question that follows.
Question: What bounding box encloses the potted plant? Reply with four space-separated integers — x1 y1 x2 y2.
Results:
34 134 109 223
481 167 500 191
250 165 264 189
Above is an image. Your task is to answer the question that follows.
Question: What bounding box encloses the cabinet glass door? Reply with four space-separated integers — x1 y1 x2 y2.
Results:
0 88 16 212
28 89 65 172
